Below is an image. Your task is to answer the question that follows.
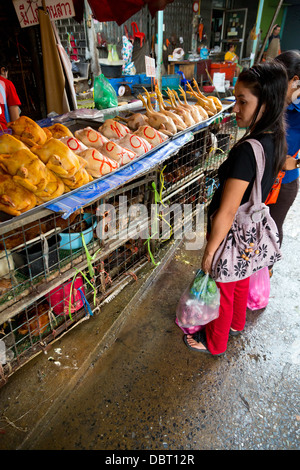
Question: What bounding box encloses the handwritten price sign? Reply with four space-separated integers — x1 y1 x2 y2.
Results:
13 0 75 28
145 56 156 78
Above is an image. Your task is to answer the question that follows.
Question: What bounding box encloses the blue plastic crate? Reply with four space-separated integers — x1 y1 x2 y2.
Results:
139 73 152 85
162 74 180 89
121 75 141 92
108 78 123 95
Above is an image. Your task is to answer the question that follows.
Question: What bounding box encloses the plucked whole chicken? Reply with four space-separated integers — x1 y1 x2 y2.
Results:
0 172 37 216
137 93 177 136
165 88 195 127
0 148 49 193
115 113 149 131
153 86 187 131
134 125 168 146
59 136 88 154
98 119 131 140
31 138 86 179
74 127 108 149
79 148 119 178
35 169 65 203
8 116 48 147
0 134 28 154
101 141 137 165
44 123 74 139
118 133 153 156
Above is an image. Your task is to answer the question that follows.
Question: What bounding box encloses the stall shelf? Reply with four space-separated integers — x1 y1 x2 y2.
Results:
0 102 236 386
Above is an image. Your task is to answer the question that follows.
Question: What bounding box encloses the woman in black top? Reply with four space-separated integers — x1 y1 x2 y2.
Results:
184 61 288 355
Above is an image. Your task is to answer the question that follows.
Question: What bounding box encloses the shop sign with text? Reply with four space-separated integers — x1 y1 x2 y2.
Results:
13 0 75 28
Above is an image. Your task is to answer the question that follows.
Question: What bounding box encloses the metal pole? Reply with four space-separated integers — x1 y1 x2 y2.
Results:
250 0 265 67
256 0 284 64
157 10 163 90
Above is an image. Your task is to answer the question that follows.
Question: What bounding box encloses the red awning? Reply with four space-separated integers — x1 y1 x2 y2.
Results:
72 0 174 25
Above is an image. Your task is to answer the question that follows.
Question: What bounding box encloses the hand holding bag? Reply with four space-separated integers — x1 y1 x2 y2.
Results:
176 270 220 328
211 139 281 283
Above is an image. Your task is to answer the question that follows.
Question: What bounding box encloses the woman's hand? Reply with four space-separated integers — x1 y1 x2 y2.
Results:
201 249 214 274
283 155 298 171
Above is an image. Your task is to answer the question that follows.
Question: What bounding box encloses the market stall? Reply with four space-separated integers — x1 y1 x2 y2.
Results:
0 83 237 385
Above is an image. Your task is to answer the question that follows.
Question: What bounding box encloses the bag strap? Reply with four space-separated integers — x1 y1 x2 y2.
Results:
245 138 266 204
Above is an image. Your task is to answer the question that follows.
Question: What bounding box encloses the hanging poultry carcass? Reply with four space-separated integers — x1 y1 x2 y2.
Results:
137 93 177 136
98 119 131 140
74 127 108 149
165 88 195 127
134 125 168 147
118 133 153 156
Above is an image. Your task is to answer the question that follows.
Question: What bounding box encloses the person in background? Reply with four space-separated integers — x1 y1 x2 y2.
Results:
265 24 281 61
0 54 21 130
183 61 288 356
268 50 300 249
224 43 242 75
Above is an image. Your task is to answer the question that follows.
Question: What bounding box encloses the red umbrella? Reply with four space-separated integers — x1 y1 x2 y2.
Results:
72 0 174 25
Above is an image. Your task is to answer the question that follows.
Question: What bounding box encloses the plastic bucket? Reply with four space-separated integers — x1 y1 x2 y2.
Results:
59 214 96 251
13 234 61 277
47 275 85 316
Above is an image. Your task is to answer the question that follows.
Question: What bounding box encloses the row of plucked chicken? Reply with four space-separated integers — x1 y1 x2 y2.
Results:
0 116 168 217
0 82 222 218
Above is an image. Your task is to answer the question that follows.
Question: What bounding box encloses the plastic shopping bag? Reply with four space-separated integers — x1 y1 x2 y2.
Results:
94 74 118 109
176 270 220 328
247 267 270 311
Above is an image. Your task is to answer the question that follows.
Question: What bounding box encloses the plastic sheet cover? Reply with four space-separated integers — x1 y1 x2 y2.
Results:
46 132 193 219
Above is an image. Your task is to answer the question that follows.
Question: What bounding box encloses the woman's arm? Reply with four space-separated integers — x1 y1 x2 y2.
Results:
8 105 20 122
283 155 299 171
202 177 250 273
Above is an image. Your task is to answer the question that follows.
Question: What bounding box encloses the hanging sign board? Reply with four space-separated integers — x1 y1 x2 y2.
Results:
13 0 75 28
145 56 156 77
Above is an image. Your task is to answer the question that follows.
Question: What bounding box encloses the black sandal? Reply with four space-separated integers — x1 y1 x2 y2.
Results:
183 329 224 356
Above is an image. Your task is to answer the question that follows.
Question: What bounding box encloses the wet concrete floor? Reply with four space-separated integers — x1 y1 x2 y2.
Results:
0 194 299 451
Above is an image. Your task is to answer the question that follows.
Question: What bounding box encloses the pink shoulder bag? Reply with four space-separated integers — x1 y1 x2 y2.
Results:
210 139 282 283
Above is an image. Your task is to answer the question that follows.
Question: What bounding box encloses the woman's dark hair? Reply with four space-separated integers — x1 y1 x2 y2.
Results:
235 60 288 175
0 53 8 70
275 50 300 80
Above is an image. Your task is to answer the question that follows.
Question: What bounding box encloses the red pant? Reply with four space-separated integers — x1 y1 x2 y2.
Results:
205 277 250 355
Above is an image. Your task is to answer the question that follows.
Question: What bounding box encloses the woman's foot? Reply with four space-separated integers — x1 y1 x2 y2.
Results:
229 328 242 336
184 334 209 352
183 329 209 353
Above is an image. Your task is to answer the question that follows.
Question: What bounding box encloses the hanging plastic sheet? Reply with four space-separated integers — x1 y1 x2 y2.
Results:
72 0 174 26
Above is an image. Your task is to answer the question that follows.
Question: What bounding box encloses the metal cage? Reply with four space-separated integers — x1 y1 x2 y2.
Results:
0 108 237 386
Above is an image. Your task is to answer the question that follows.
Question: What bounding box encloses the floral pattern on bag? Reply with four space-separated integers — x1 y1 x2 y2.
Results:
211 139 282 283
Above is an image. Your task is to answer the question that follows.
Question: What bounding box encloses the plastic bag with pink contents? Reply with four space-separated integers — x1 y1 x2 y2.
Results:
247 267 270 311
176 270 220 329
